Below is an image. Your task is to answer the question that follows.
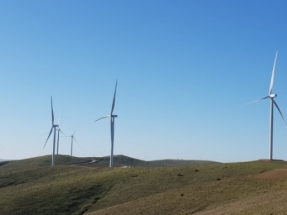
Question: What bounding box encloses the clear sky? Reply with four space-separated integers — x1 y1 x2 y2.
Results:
1 0 287 162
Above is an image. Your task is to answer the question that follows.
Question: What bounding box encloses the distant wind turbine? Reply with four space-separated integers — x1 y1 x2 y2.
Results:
56 112 62 155
56 125 66 155
43 97 59 166
69 130 79 157
247 51 286 160
95 80 118 167
56 111 66 155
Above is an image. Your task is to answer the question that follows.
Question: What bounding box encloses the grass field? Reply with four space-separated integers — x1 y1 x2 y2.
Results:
1 155 287 214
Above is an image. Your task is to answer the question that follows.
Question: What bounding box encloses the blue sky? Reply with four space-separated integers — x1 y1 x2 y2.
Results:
1 0 287 162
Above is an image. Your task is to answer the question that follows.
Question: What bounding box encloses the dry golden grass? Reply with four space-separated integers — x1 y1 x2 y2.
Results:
86 175 287 215
1 155 287 215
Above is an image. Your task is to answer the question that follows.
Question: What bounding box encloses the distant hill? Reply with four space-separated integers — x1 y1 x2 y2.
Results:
0 154 218 168
72 155 219 168
149 159 219 166
1 155 287 214
72 154 154 167
0 155 90 169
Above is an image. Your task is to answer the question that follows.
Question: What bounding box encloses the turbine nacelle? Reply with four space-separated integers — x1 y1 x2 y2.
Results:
269 94 277 98
111 115 118 118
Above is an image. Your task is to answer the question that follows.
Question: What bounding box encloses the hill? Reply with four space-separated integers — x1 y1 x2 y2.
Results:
2 154 216 168
1 155 287 214
149 159 218 167
69 155 219 168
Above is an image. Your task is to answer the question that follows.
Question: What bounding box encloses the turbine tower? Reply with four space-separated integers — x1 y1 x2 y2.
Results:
43 97 59 166
95 80 118 167
248 52 286 160
69 130 79 157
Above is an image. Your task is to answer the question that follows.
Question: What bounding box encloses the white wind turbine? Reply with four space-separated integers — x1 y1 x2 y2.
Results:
43 97 59 166
247 51 286 160
95 80 118 167
69 130 79 157
56 112 62 155
56 125 65 155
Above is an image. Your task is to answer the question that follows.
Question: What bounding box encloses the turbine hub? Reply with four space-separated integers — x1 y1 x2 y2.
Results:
269 94 277 98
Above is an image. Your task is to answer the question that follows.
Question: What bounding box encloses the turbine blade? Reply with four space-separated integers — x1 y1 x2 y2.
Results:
73 130 76 136
51 97 54 125
273 100 286 124
73 137 80 148
59 129 66 136
43 127 53 148
110 80 117 115
94 115 110 122
269 51 278 95
242 96 269 106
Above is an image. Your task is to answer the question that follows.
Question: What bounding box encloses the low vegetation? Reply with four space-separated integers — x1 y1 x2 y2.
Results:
0 155 287 214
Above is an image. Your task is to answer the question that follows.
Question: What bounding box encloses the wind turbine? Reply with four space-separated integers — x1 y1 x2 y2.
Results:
95 80 118 167
56 112 61 155
43 97 59 166
69 130 79 157
248 51 285 160
56 127 65 155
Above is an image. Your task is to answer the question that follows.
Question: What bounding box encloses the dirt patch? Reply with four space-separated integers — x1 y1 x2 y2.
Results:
254 169 287 180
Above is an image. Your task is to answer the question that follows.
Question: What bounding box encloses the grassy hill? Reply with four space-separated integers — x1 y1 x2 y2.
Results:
70 155 219 168
149 159 218 167
1 155 287 214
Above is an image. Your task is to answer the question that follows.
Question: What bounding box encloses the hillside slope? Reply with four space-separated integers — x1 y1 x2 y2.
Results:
0 155 287 215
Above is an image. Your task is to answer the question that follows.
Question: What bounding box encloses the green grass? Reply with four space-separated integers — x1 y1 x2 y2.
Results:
1 155 287 214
